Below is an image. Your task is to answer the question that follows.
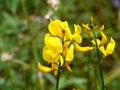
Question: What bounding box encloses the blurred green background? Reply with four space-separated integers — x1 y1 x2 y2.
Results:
0 0 120 90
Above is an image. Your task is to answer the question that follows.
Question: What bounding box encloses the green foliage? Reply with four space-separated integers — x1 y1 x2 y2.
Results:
0 0 120 90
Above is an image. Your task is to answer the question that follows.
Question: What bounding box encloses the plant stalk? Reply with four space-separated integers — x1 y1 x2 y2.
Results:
93 31 105 90
56 60 61 90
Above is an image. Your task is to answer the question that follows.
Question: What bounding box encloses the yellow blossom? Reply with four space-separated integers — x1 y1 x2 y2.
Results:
99 37 116 57
82 17 116 57
91 36 115 57
38 19 93 75
43 34 63 63
91 32 107 46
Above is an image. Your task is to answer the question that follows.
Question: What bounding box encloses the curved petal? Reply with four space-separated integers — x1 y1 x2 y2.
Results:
99 32 107 46
51 62 59 76
75 43 93 52
64 41 71 48
59 55 64 66
45 36 63 53
66 44 74 61
44 33 51 45
91 39 101 46
74 24 82 34
106 37 116 56
43 46 59 63
72 35 82 43
82 24 92 36
38 62 53 72
73 24 82 43
48 19 63 37
99 46 106 56
99 25 104 32
63 21 72 41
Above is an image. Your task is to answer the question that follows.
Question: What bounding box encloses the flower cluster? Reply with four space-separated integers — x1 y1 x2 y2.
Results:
82 17 116 57
38 19 93 75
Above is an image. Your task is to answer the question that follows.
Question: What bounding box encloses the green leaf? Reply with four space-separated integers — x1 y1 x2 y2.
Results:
2 12 18 27
6 0 19 14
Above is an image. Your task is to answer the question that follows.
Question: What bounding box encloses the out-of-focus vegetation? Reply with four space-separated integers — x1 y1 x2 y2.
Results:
0 0 120 90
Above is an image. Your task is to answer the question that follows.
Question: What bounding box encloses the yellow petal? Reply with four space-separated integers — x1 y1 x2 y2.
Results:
44 33 51 45
99 25 104 32
63 46 68 58
48 19 63 37
45 36 63 53
38 62 53 72
63 21 72 41
106 37 116 56
91 39 101 46
43 46 59 63
75 43 93 52
82 24 92 36
74 24 82 34
54 71 58 76
64 41 71 48
51 63 59 76
99 46 107 56
99 32 107 46
82 24 91 30
59 55 64 66
73 24 82 43
66 44 74 61
72 35 82 43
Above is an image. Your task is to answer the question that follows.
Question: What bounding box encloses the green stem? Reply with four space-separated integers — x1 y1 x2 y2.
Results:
93 32 105 90
56 60 61 90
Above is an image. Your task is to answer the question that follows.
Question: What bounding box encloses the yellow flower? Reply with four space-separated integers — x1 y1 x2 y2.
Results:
43 34 63 62
99 37 116 57
38 19 93 75
48 19 72 41
91 36 115 57
37 32 64 75
91 32 107 46
82 18 115 57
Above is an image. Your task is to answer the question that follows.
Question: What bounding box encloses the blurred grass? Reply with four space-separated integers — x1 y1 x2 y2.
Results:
0 0 120 90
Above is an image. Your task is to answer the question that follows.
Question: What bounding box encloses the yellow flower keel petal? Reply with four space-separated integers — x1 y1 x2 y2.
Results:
75 43 93 52
106 37 116 56
38 62 53 72
59 55 64 66
99 46 107 56
66 44 74 61
99 32 107 46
